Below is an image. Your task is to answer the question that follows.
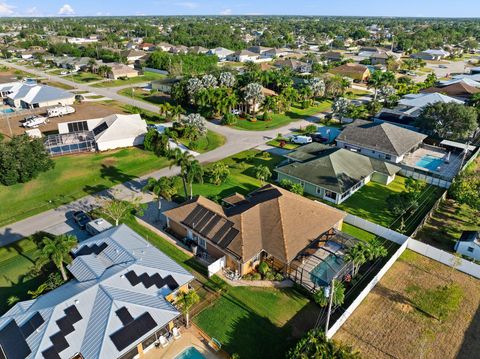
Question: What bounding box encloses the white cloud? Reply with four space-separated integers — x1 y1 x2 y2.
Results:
0 2 15 16
220 8 232 15
58 4 75 15
25 6 41 17
176 2 198 9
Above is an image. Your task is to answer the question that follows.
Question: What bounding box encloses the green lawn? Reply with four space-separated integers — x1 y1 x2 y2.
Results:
341 223 379 242
232 101 332 131
178 150 283 201
0 148 169 227
41 80 75 90
266 137 300 150
64 71 103 83
178 130 226 154
93 71 165 88
0 236 49 314
338 176 445 234
118 87 169 105
194 285 312 359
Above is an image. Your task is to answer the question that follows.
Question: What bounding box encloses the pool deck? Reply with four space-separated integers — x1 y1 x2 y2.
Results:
402 145 463 178
142 325 227 359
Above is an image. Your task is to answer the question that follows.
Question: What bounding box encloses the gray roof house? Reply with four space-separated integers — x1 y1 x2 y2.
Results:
336 120 428 163
0 225 194 359
276 143 400 204
0 82 75 109
455 230 480 261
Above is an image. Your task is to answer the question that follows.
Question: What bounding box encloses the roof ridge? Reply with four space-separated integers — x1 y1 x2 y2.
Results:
276 196 289 263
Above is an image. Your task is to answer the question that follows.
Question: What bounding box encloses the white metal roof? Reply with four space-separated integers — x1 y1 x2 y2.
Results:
0 225 194 359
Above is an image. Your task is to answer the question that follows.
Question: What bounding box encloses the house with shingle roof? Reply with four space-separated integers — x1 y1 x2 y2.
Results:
421 81 480 101
0 225 194 359
336 119 428 163
275 143 400 204
329 63 371 82
163 184 346 275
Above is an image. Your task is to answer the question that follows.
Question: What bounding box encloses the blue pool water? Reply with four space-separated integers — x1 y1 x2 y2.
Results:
415 155 443 171
316 126 341 143
0 108 14 114
310 255 344 287
175 347 206 359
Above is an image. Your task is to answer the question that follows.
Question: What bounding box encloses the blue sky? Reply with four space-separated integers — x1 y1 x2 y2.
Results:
1 0 479 17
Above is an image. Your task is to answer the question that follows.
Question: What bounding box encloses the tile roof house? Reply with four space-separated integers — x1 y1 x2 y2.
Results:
411 49 450 61
106 63 139 80
274 59 312 73
207 47 234 61
276 143 400 204
336 119 428 163
329 63 371 82
226 50 259 63
163 184 346 276
0 225 194 359
421 81 480 100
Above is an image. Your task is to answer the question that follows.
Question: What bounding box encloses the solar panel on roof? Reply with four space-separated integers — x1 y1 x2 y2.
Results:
56 317 74 336
42 346 61 359
116 307 134 326
211 221 233 244
125 271 179 290
50 332 69 353
75 242 108 257
195 210 216 232
183 206 209 228
110 312 157 352
92 121 109 136
182 205 204 227
218 228 239 248
199 214 222 237
0 320 32 359
64 305 82 323
20 312 44 338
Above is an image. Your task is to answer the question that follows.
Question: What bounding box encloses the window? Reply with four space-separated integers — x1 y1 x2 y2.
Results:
324 191 337 200
316 187 323 194
385 154 392 161
467 247 474 253
198 237 207 249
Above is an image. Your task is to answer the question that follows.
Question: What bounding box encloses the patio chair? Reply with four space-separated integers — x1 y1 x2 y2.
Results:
172 327 181 340
159 335 169 348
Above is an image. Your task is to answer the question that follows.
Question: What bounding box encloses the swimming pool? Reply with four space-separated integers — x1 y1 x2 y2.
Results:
175 347 206 359
415 155 443 172
0 108 14 114
310 255 344 287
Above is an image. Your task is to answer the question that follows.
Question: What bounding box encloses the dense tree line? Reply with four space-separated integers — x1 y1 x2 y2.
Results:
0 135 54 186
146 52 218 76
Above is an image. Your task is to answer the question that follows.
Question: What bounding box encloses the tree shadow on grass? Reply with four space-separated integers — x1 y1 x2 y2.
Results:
456 304 480 359
100 164 136 184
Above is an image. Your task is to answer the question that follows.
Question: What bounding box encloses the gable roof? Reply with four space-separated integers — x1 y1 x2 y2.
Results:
421 81 480 98
3 83 74 105
163 184 345 264
336 119 427 156
0 225 193 359
329 63 370 80
276 147 400 194
93 114 147 143
398 93 464 115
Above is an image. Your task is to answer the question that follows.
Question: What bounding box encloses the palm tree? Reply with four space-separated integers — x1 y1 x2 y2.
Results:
178 289 200 328
36 234 78 281
185 160 204 199
222 93 238 115
169 148 194 199
159 102 174 121
313 280 345 307
243 83 265 117
143 176 178 220
263 96 278 114
254 165 271 184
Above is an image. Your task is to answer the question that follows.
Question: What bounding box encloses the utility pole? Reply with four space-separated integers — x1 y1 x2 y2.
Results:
325 279 335 334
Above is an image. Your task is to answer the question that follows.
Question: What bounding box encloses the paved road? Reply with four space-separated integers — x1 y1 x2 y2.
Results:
0 60 314 245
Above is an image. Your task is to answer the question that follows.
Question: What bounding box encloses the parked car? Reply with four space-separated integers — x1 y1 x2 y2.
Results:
231 109 241 115
310 133 327 143
291 135 313 144
406 71 416 76
72 210 92 230
439 64 448 69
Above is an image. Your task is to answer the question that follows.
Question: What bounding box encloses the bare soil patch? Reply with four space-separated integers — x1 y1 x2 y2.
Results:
334 250 480 359
0 102 127 137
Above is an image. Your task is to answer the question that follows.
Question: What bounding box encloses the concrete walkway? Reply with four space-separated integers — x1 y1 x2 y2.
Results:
0 60 313 246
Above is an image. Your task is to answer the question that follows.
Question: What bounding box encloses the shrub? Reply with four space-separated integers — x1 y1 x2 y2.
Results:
221 113 238 125
274 273 284 281
261 111 272 121
188 141 199 150
258 261 271 276
251 272 262 281
265 272 276 281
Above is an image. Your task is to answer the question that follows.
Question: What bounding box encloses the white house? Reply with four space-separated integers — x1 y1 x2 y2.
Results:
455 231 480 261
411 49 450 61
0 82 75 109
396 93 464 117
226 50 259 63
58 114 147 151
208 47 235 61
0 225 194 359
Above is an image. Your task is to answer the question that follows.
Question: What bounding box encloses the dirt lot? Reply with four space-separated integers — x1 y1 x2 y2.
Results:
334 250 480 359
0 102 127 137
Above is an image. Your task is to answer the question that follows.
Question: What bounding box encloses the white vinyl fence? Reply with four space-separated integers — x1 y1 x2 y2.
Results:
344 214 409 245
327 216 480 338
